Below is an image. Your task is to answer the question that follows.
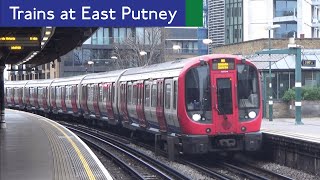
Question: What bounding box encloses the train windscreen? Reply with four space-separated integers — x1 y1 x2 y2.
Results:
185 65 212 123
237 64 260 121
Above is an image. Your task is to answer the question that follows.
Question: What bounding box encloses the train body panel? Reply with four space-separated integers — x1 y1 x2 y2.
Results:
4 54 263 155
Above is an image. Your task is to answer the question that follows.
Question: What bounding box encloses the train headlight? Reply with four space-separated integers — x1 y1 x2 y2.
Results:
248 111 256 119
192 114 201 121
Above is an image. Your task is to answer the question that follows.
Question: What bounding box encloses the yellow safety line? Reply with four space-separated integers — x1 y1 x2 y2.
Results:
47 121 96 180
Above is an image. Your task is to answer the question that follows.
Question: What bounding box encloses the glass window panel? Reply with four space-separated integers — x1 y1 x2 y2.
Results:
103 28 109 44
97 28 103 44
136 28 144 43
145 85 150 106
151 85 157 107
113 28 119 43
127 85 132 104
132 85 137 105
119 28 126 44
165 84 171 109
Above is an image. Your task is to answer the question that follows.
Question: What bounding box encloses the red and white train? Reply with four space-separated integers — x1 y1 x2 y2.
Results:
5 54 262 155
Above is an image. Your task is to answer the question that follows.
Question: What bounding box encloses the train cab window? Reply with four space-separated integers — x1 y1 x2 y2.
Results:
185 66 212 122
237 64 260 120
132 85 137 105
145 84 150 107
165 84 171 109
127 85 132 104
151 84 157 107
173 81 177 110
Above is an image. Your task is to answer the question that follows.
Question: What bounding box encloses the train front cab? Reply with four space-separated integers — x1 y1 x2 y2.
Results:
180 57 262 154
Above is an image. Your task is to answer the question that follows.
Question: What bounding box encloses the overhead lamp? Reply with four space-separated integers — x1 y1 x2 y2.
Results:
43 37 48 41
41 42 45 45
139 51 147 56
172 45 181 50
45 31 51 35
202 39 213 45
88 61 94 65
33 52 37 55
111 56 118 60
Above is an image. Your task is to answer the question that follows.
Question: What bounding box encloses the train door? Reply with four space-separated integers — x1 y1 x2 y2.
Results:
71 85 78 114
38 88 43 109
128 82 139 124
143 81 154 127
18 88 23 107
65 86 71 112
93 84 100 118
81 84 89 114
61 86 67 113
106 83 115 120
211 73 238 133
99 83 107 117
120 82 129 123
43 87 48 111
112 83 117 118
137 81 147 128
33 87 38 108
51 86 56 112
164 79 176 132
156 79 167 132
87 84 94 115
149 81 158 128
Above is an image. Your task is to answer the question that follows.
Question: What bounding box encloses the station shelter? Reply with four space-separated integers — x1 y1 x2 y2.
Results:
247 49 320 117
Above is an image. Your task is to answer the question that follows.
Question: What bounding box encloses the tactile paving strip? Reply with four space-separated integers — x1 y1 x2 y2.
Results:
31 115 110 180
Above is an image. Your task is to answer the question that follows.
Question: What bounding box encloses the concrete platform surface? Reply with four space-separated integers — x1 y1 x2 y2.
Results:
261 117 320 143
0 109 113 180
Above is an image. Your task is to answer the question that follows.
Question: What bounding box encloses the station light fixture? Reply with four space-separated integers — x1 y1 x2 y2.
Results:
17 27 55 66
172 45 181 50
202 39 213 45
139 51 147 56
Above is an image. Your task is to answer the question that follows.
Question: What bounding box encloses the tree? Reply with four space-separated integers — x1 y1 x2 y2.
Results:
113 27 165 69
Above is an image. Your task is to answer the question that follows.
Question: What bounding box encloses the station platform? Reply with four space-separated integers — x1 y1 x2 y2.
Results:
0 109 113 180
261 117 320 143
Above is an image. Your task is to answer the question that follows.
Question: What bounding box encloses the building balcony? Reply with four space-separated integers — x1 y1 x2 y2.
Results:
274 9 297 23
311 18 320 27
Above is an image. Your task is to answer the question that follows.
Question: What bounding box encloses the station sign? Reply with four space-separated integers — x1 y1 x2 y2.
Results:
301 60 316 67
0 36 40 51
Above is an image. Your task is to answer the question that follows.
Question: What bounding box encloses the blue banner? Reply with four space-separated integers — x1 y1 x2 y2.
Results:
0 0 194 27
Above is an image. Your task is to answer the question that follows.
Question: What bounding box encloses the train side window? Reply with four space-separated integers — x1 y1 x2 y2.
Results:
127 84 132 104
151 84 157 107
99 84 103 102
132 84 137 105
145 84 150 107
102 84 107 102
173 81 177 110
165 83 171 109
112 83 115 102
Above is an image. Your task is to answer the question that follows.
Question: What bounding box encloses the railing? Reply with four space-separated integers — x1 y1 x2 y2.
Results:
275 8 297 17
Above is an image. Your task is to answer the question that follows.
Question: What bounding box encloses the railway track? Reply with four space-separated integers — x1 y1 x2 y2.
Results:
182 156 294 180
60 122 295 180
63 123 190 180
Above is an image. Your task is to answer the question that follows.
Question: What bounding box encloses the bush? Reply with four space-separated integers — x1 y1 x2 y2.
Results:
282 88 295 102
282 87 320 102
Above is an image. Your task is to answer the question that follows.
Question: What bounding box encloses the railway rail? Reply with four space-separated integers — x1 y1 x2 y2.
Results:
61 121 295 180
63 123 191 180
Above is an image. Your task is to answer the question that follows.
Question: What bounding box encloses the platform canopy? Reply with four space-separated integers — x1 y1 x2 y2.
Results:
0 27 97 67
